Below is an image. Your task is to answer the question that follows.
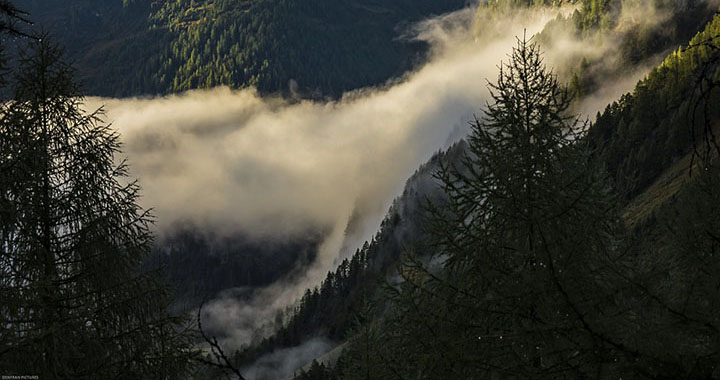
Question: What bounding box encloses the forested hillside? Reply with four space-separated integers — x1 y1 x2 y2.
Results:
237 143 463 365
153 225 325 311
289 12 720 377
16 0 466 97
14 0 168 96
243 4 720 380
3 0 720 379
13 0 468 316
589 15 720 201
538 0 717 98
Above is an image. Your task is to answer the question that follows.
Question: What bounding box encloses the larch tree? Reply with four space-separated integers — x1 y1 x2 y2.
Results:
0 37 196 379
364 37 634 379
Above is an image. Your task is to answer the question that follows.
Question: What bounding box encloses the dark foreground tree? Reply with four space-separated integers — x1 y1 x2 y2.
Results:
337 37 638 379
0 38 195 379
333 35 720 380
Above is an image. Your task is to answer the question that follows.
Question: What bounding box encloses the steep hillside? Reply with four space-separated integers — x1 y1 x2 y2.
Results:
238 143 463 361
250 7 720 380
16 0 466 97
316 14 718 378
15 0 168 96
537 0 717 98
589 13 720 201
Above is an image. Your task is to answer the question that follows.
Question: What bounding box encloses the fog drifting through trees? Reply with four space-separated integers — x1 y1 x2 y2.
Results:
84 2 664 354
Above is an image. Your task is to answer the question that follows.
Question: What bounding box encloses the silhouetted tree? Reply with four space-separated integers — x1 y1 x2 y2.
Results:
0 37 195 379
358 36 631 379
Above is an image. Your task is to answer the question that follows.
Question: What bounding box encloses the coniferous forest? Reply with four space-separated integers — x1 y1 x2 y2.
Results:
1 0 720 379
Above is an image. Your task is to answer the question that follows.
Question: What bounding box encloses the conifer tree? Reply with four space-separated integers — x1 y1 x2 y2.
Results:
0 37 195 379
371 37 630 379
334 298 393 380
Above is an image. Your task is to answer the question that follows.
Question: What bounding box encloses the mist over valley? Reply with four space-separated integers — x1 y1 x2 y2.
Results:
2 0 720 378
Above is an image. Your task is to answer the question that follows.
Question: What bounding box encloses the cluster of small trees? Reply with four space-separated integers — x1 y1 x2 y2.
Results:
0 8 196 379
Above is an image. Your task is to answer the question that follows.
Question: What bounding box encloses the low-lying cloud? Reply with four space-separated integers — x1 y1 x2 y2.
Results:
81 1 689 375
88 6 564 243
84 5 561 352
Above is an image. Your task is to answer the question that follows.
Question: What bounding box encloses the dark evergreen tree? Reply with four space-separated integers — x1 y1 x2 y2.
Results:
333 298 392 380
295 359 334 380
0 38 196 379
349 37 632 379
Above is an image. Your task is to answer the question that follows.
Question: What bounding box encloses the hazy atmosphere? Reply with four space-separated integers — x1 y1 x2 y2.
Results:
2 0 719 378
94 4 567 350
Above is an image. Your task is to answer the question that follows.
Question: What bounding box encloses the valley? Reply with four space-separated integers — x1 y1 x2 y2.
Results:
1 0 719 379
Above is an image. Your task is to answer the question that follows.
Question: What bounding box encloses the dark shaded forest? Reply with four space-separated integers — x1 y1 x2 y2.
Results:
257 3 720 380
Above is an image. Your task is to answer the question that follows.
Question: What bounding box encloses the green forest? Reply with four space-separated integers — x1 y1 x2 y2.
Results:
1 0 720 379
16 0 465 97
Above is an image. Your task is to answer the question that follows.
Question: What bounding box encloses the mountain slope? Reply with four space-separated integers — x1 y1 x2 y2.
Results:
311 12 720 380
17 0 466 97
254 6 720 380
589 13 720 201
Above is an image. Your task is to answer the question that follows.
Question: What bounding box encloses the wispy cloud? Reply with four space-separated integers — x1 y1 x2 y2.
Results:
82 2 677 369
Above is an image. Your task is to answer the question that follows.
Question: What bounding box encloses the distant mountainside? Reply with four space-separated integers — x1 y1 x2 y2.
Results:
149 224 326 312
15 1 720 378
12 0 465 319
239 3 720 379
14 0 163 96
290 16 719 380
16 0 466 98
